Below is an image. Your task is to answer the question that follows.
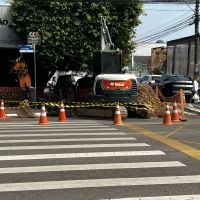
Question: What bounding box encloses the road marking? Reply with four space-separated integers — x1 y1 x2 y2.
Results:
0 132 126 137
0 123 103 126
0 121 100 125
124 123 200 160
0 175 198 192
99 194 200 200
0 151 165 161
0 161 185 174
178 139 200 145
165 125 187 138
184 111 197 115
0 125 111 129
0 128 118 132
0 137 136 143
0 143 149 151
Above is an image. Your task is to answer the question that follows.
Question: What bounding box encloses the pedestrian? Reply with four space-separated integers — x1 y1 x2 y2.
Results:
188 76 199 107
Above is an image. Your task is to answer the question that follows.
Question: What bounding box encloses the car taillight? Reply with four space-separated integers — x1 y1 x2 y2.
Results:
102 79 132 89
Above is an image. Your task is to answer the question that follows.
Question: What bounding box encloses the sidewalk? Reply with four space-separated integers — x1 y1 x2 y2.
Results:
5 107 40 117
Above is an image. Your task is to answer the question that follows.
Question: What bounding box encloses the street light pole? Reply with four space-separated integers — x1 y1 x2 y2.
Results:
194 0 199 77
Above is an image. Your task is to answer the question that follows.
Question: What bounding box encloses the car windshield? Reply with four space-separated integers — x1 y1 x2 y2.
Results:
141 76 149 81
152 76 161 81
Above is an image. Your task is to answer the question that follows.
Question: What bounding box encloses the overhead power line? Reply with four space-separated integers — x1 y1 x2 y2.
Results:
135 15 194 44
182 0 195 12
136 15 194 40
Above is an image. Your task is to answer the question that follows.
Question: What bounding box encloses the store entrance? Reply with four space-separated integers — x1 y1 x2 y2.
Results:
0 48 20 86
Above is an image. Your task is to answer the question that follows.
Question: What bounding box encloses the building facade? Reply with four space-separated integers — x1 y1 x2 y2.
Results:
167 35 199 78
0 5 22 86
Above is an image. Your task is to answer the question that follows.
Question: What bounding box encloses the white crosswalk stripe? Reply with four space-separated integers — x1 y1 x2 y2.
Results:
0 125 111 128
0 143 149 150
99 195 200 200
0 137 136 143
0 161 185 174
0 132 126 137
0 175 199 192
0 119 198 199
0 150 165 161
0 128 118 132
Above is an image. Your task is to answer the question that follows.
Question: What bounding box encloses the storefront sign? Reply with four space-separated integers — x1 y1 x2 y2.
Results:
0 18 8 25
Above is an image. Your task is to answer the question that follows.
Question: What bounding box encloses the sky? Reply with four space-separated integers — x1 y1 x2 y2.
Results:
135 3 196 44
0 1 196 44
0 0 9 5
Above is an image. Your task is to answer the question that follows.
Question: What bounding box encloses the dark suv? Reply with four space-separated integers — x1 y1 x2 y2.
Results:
158 74 193 99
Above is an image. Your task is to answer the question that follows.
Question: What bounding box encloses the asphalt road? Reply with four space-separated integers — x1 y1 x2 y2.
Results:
0 116 199 200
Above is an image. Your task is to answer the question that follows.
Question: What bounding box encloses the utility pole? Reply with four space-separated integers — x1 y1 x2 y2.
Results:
194 0 199 77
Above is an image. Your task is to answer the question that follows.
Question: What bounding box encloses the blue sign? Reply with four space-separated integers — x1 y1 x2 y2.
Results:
19 45 34 53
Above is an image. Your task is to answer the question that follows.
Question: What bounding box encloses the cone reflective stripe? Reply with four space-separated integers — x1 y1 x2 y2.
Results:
0 100 6 119
163 103 173 125
58 102 67 122
113 103 122 125
39 105 48 125
171 101 180 122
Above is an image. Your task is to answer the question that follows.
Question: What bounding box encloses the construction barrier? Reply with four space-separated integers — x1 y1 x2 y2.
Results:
4 85 187 120
4 99 152 119
154 87 186 121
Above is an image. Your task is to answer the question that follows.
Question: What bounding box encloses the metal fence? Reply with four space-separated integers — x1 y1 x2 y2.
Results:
167 35 200 78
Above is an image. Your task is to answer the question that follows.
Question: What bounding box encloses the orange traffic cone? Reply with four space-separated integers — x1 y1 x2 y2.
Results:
163 103 173 125
0 100 6 119
58 102 67 122
113 102 123 125
39 105 48 125
171 101 180 122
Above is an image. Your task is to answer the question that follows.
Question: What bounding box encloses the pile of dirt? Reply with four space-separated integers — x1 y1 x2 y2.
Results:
137 84 165 117
16 100 36 118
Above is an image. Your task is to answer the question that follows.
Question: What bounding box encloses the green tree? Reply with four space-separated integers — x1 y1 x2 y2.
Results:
10 1 143 85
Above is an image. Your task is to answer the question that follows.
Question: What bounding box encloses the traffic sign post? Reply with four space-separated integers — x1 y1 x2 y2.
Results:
18 31 41 111
27 32 41 110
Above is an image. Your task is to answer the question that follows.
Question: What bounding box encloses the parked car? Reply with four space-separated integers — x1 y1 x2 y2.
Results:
139 74 162 88
158 74 193 100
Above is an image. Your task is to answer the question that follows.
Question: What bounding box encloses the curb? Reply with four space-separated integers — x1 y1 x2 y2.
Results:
6 113 41 117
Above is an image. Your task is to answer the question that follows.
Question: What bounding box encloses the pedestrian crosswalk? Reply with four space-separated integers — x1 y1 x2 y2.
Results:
0 119 199 199
100 195 200 200
0 161 185 174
